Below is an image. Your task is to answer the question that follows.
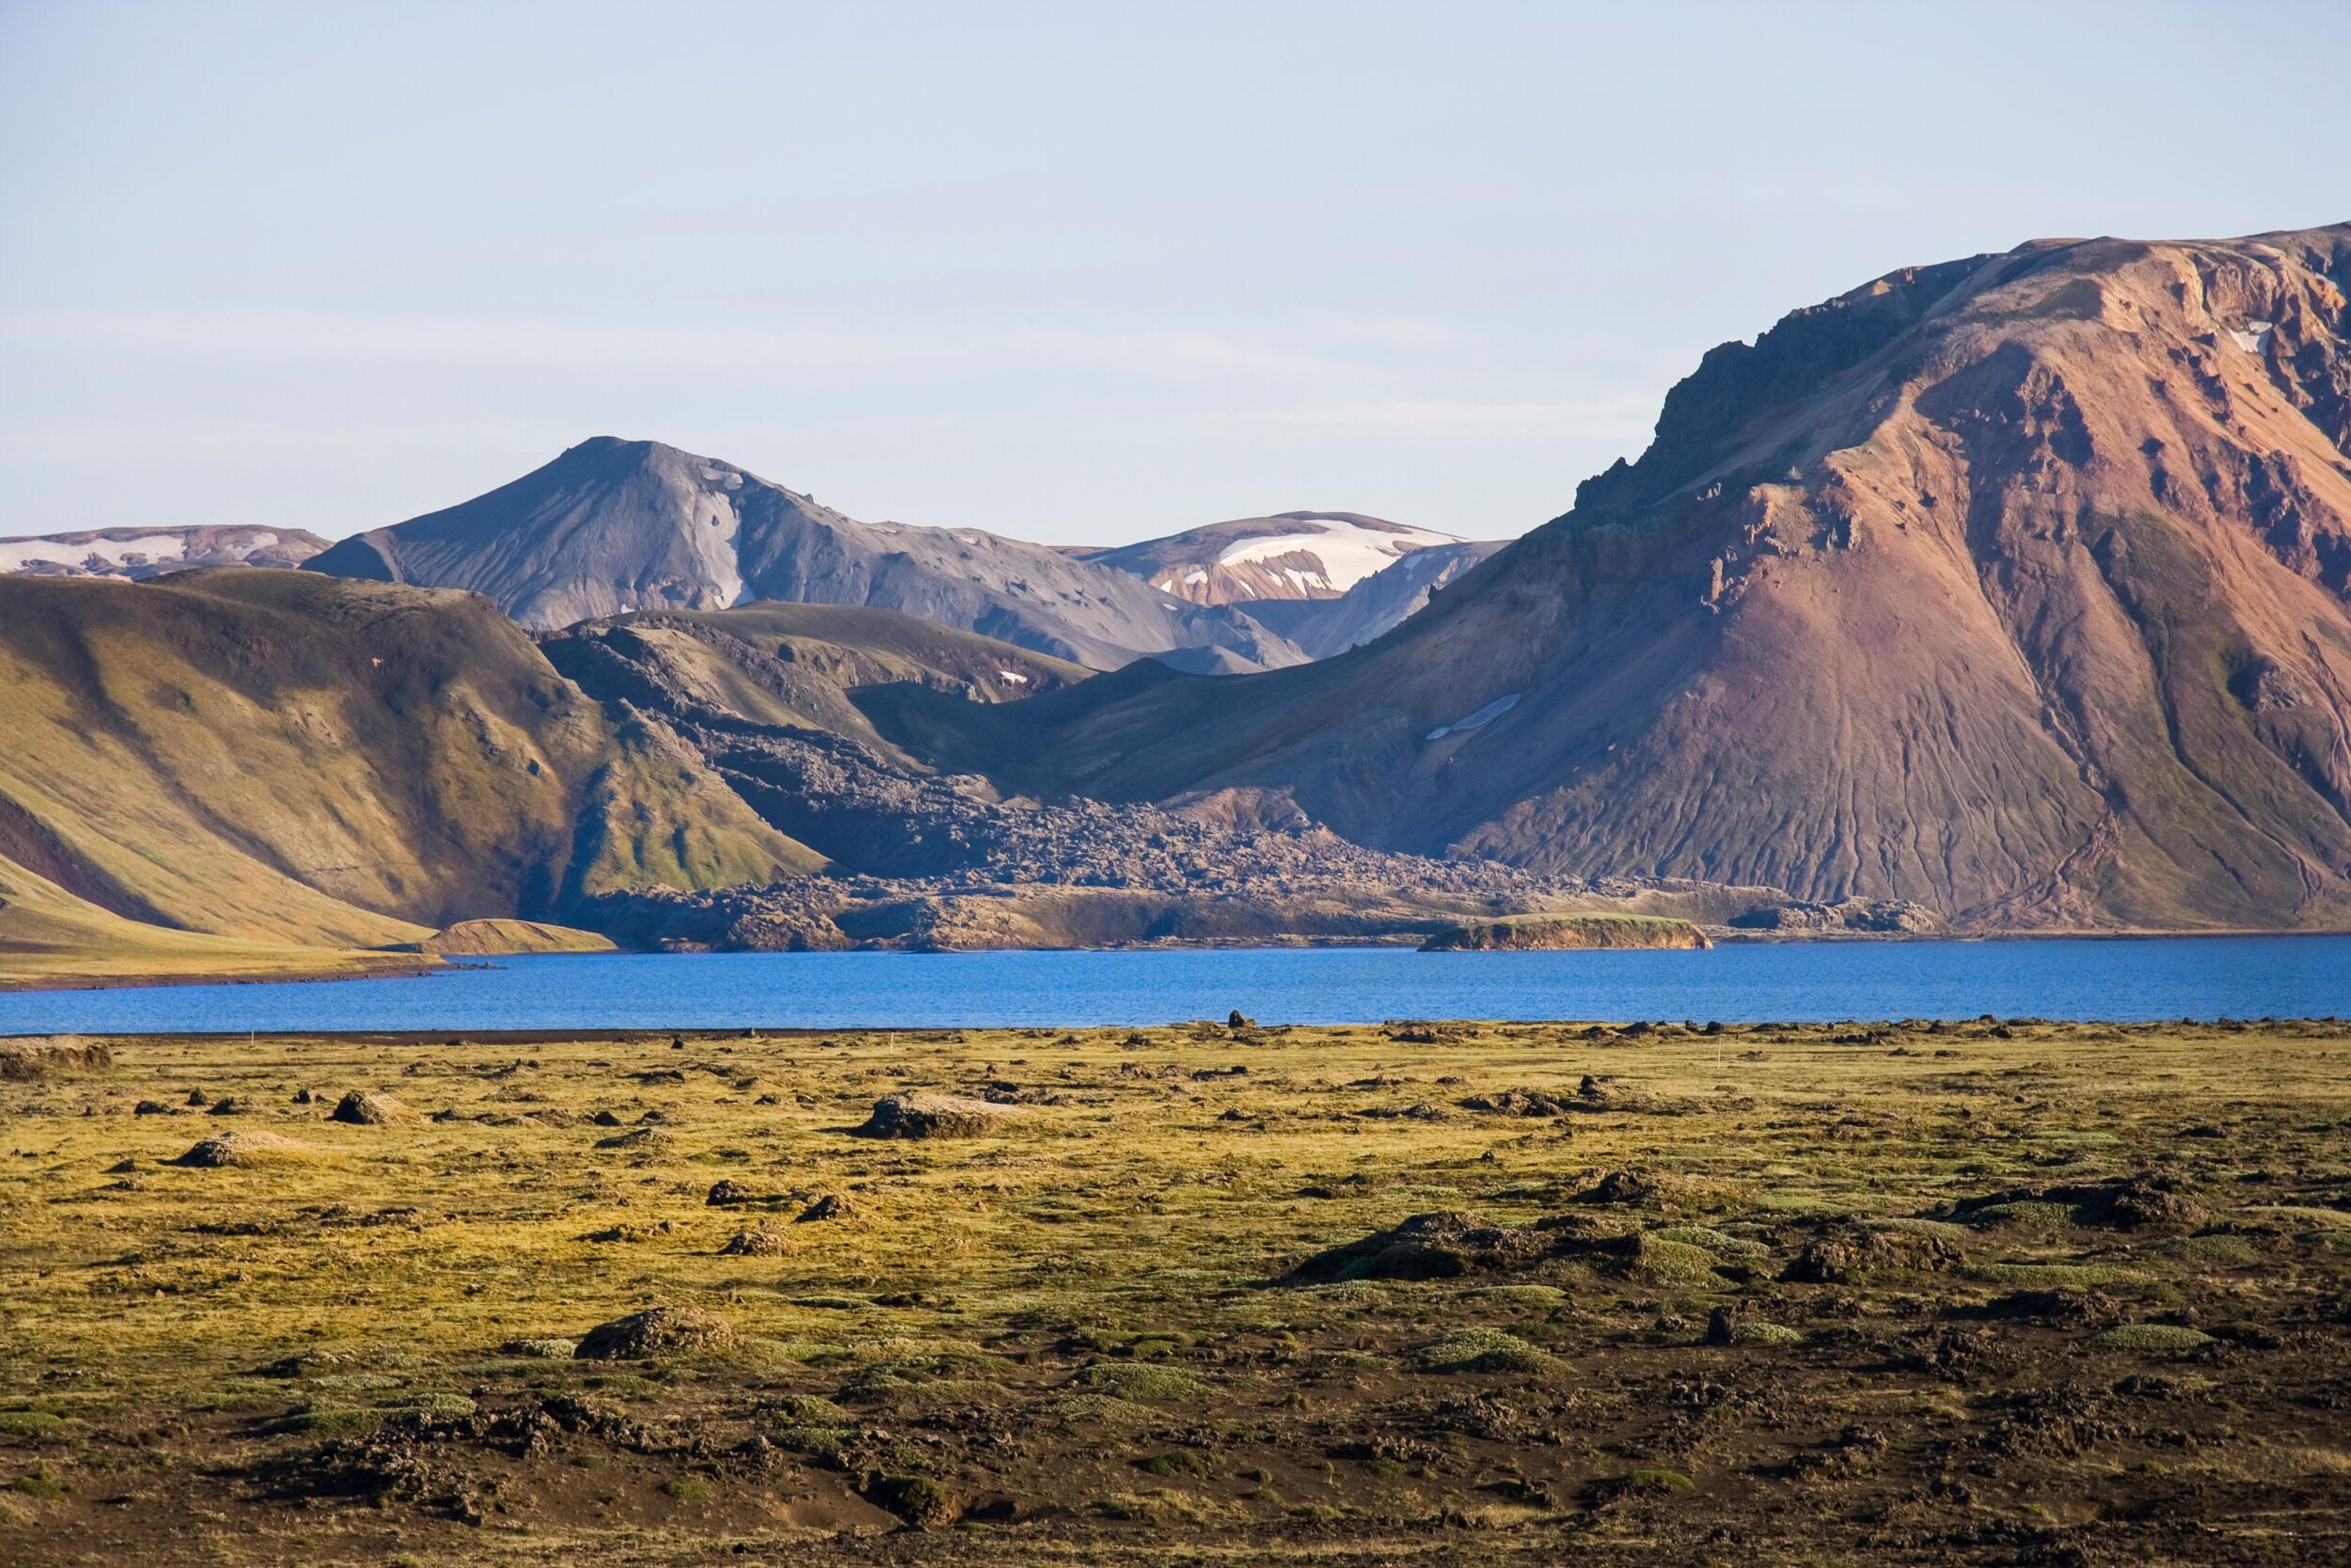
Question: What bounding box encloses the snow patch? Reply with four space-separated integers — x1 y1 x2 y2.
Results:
1425 692 1520 741
0 533 197 574
1217 517 1458 593
2229 321 2274 354
997 669 1029 684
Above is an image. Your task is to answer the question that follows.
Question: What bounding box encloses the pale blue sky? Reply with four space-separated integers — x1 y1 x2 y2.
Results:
2 1 2345 545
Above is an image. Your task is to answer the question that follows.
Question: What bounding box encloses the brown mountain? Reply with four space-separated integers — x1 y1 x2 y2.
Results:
306 438 1306 673
874 224 2351 931
0 569 818 982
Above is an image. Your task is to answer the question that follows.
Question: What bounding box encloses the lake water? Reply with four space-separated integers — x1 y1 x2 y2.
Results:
3 936 2349 1035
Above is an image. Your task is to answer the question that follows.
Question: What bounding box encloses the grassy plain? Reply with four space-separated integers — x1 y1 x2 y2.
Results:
0 1017 2346 1564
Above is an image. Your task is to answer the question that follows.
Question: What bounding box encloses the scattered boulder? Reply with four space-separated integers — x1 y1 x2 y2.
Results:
1583 1168 1660 1206
1228 1010 1258 1029
863 1472 959 1529
133 1100 177 1117
595 1125 668 1150
186 1089 210 1107
0 1037 111 1081
1283 1210 1554 1285
1981 1289 2124 1327
591 1109 624 1127
1783 1221 1963 1283
797 1193 855 1223
1460 1088 1575 1117
331 1091 413 1126
720 1229 787 1256
207 1096 249 1116
707 1179 758 1207
574 1305 737 1360
1948 1174 2207 1231
171 1130 314 1168
857 1093 1020 1139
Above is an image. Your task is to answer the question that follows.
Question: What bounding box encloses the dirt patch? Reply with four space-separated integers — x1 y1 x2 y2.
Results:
0 1036 111 1080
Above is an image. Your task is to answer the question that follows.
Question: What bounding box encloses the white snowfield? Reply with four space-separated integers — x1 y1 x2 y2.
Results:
0 528 308 577
0 531 254 574
1426 692 1520 742
1215 517 1458 594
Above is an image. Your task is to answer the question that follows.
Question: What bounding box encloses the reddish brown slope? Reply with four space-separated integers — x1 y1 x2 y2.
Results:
893 225 2351 930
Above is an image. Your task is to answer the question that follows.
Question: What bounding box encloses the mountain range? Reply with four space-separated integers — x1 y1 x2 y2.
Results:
5 220 2348 980
891 223 2351 931
304 440 1314 673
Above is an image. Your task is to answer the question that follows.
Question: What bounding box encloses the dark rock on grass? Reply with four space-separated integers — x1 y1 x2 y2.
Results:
1782 1222 1963 1283
331 1091 414 1126
1705 1305 1739 1346
856 1092 1019 1139
1228 1010 1257 1029
595 1126 668 1150
1979 1288 2124 1327
1948 1172 2207 1230
186 1089 210 1106
864 1472 958 1528
171 1130 314 1167
207 1095 249 1116
591 1109 624 1127
720 1229 786 1256
575 1305 737 1360
707 1179 758 1207
1283 1210 1554 1285
133 1100 178 1116
1583 1168 1659 1206
797 1193 855 1223
1460 1088 1575 1117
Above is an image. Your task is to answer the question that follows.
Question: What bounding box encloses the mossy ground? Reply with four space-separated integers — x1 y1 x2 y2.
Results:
0 1016 2346 1563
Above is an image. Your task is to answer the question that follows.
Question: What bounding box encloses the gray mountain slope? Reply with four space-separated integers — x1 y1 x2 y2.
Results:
306 438 1306 671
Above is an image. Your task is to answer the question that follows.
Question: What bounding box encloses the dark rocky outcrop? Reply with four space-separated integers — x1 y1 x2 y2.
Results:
574 1306 736 1360
856 1093 1017 1139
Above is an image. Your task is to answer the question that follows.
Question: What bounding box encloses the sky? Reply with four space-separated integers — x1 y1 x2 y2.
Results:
2 2 2346 548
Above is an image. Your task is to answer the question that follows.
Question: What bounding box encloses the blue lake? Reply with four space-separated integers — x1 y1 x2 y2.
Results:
3 936 2348 1034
